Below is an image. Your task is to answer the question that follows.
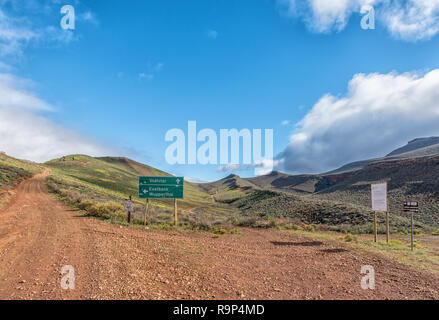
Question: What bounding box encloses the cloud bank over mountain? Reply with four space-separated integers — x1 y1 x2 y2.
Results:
0 73 114 162
277 69 439 173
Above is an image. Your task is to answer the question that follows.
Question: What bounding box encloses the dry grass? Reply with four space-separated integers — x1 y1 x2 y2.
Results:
281 228 439 276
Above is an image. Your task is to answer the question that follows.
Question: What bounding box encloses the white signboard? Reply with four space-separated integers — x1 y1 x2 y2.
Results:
371 183 387 212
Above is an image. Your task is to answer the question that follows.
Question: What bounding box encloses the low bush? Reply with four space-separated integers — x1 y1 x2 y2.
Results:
343 233 357 243
87 201 125 219
389 239 403 246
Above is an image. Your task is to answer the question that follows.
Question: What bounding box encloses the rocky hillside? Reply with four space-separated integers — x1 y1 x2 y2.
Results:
208 138 439 231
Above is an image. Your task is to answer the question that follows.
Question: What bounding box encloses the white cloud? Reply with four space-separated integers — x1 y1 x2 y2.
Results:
0 61 12 71
138 62 164 81
277 69 439 173
217 164 243 173
0 73 113 162
184 176 208 183
281 120 290 126
153 62 164 72
0 9 38 56
206 29 218 39
0 74 52 111
44 25 77 44
278 0 439 41
217 159 278 176
78 11 99 25
138 73 154 81
0 2 98 57
381 1 439 41
308 0 353 32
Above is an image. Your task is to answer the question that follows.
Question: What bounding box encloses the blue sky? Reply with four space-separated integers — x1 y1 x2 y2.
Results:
1 0 439 181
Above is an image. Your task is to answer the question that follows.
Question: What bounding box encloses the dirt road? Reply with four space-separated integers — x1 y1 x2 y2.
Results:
0 171 438 300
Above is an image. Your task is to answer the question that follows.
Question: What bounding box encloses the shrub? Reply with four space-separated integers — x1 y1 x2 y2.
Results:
229 228 241 234
185 215 214 231
87 201 125 219
213 228 228 235
267 220 276 228
389 239 403 246
235 217 258 228
78 199 94 210
344 233 357 242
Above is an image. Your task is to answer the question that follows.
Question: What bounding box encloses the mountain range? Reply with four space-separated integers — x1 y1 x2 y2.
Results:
203 137 439 231
1 137 439 233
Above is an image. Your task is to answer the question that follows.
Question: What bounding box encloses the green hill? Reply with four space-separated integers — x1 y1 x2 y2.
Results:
44 155 236 228
226 154 439 232
2 143 438 235
202 173 412 233
45 155 212 209
0 153 43 208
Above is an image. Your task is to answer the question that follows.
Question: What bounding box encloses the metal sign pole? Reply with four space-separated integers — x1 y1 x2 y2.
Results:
411 211 414 251
373 211 377 243
404 201 418 252
174 199 178 226
385 211 390 244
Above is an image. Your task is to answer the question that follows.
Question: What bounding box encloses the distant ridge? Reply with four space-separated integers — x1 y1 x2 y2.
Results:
386 137 439 157
205 138 439 228
328 136 439 174
230 136 439 195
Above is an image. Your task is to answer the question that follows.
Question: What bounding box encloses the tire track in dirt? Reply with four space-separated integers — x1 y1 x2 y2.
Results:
0 170 96 299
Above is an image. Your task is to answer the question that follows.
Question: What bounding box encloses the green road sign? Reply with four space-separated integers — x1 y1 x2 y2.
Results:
138 176 184 199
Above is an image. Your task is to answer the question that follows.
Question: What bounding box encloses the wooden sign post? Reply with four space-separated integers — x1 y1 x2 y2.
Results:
174 199 178 226
385 212 390 244
373 211 377 243
144 198 150 226
371 183 389 243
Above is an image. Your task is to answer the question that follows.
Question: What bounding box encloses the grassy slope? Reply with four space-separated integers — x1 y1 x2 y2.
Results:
45 155 212 208
313 155 439 228
0 151 427 234
203 171 420 234
0 153 42 208
45 155 237 227
238 155 439 231
281 228 439 277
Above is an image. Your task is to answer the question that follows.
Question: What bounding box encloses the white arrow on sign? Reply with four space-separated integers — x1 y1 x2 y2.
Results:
176 178 180 184
143 189 148 194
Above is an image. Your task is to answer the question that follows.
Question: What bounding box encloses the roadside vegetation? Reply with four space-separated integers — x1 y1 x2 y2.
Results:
0 153 42 208
1 152 438 276
208 176 418 235
43 155 432 237
0 152 434 239
44 155 244 233
281 227 439 277
0 153 42 187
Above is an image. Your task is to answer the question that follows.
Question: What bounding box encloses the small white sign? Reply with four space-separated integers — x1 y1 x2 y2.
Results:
371 183 387 212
